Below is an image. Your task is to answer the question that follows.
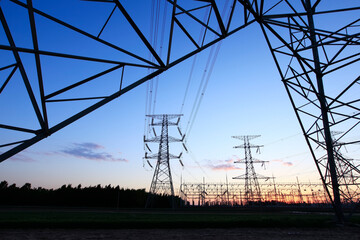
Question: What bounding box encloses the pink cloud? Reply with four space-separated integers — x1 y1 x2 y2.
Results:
210 164 242 171
271 159 282 162
9 153 35 162
205 158 243 171
283 161 293 166
271 159 293 167
224 158 236 164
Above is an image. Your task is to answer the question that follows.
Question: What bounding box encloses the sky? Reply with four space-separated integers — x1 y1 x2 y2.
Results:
0 0 359 193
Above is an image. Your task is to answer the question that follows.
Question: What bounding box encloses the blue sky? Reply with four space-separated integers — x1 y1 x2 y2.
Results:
0 0 359 192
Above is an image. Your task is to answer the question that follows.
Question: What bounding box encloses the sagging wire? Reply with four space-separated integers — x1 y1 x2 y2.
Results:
184 0 231 142
143 0 166 170
179 0 231 179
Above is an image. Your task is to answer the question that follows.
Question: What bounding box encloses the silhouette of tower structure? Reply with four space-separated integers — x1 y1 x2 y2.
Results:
321 132 360 203
144 114 184 208
232 135 269 203
1 0 358 222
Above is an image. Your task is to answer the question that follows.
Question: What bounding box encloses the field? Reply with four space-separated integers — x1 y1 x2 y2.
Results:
0 207 359 239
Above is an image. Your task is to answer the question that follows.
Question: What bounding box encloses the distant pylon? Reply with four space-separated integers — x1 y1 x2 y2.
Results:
144 114 185 208
321 131 360 203
232 135 270 203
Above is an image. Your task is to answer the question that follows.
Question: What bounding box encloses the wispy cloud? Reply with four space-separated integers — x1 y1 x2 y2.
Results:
205 158 242 171
282 161 293 166
271 159 293 167
209 163 242 171
9 152 35 162
75 142 103 150
61 142 128 162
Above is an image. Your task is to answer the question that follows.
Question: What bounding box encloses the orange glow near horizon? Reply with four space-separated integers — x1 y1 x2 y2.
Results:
179 183 336 206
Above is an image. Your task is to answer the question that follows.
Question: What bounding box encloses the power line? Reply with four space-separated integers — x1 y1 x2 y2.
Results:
185 41 222 140
184 0 232 140
263 133 302 146
144 0 168 138
179 6 211 114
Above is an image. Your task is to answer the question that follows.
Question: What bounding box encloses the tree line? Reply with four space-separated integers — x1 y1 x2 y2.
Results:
0 181 183 208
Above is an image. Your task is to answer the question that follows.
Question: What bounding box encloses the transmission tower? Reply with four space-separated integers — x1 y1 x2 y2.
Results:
321 132 360 203
232 135 269 203
144 114 184 208
0 0 359 222
244 0 360 222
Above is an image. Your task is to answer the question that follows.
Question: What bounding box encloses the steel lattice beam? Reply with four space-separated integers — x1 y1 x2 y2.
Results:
0 0 359 222
0 0 254 162
237 0 360 222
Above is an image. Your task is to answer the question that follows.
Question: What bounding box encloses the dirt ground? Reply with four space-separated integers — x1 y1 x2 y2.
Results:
1 227 360 240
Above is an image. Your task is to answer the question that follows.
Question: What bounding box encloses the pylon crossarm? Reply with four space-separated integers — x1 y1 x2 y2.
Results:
150 121 179 126
232 135 260 140
144 154 158 159
233 144 263 149
232 174 247 179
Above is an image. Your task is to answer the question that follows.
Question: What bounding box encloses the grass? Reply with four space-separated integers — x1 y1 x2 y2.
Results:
0 208 359 228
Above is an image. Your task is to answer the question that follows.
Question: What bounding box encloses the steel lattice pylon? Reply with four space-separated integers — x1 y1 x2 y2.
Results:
240 0 360 222
321 132 360 203
232 135 269 203
144 114 183 208
0 0 359 222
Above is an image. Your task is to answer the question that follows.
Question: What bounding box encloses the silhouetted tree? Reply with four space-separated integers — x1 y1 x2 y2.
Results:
0 180 184 208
